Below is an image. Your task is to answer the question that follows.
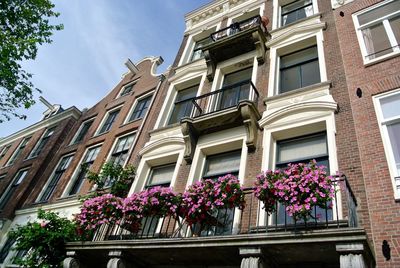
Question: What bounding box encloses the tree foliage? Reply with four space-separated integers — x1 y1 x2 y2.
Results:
9 209 78 267
0 0 63 122
86 162 136 198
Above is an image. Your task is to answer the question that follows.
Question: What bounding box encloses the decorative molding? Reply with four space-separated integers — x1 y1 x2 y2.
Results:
239 102 261 150
331 0 354 9
139 137 185 156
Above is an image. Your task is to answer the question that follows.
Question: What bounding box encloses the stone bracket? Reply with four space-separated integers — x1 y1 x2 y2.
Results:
239 101 261 151
181 119 198 164
107 251 127 268
63 251 81 268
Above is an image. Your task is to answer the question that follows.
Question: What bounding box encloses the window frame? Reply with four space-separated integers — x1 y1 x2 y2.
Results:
202 150 241 180
70 118 95 145
64 144 102 196
37 153 74 202
373 88 400 199
145 163 176 189
96 106 121 136
27 127 56 159
353 0 400 65
273 0 319 30
168 84 199 125
118 80 137 98
0 168 29 210
126 92 153 123
0 145 11 161
5 136 31 166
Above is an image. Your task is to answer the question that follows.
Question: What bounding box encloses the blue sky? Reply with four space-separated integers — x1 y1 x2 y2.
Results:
0 0 210 138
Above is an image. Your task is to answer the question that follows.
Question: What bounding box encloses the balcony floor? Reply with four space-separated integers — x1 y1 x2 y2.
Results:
67 227 372 267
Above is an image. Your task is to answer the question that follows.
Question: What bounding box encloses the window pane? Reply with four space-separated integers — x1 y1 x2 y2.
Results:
301 60 321 87
280 66 301 93
74 120 93 144
147 164 175 187
390 15 400 44
168 85 198 124
358 0 400 26
277 134 327 164
204 151 241 178
281 46 318 68
222 67 253 87
281 0 313 26
362 23 393 58
130 96 152 121
387 122 400 175
380 93 400 119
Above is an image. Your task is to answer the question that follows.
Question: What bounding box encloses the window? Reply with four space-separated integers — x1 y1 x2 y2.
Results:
274 132 331 224
279 46 320 93
281 0 313 27
200 150 241 236
0 174 6 180
0 145 11 160
98 109 120 135
168 85 198 124
68 145 101 196
218 67 253 110
103 134 136 187
6 137 31 166
29 127 56 158
38 154 74 202
190 36 213 62
0 237 15 264
145 164 175 188
0 169 29 210
71 119 94 144
129 95 152 121
374 90 400 196
354 0 400 63
119 83 135 97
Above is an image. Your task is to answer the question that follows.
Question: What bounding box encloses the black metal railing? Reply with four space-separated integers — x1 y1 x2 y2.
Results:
92 175 358 241
210 15 266 42
173 79 259 120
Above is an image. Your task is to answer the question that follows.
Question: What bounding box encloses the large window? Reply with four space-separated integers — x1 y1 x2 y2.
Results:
374 90 400 197
129 95 152 122
190 36 212 62
274 132 331 224
281 0 313 27
279 46 320 93
0 169 29 210
6 137 31 166
145 164 175 188
0 237 15 264
38 154 74 202
68 145 101 196
168 85 198 124
354 0 400 63
71 119 94 144
98 109 120 135
218 67 253 110
28 127 56 158
0 145 11 161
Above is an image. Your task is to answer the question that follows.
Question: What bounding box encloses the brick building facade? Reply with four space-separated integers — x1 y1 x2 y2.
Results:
1 0 399 267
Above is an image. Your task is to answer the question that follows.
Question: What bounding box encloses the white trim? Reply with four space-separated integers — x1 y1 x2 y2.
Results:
104 131 137 167
94 105 123 136
4 136 31 167
373 88 400 199
61 143 103 197
273 0 319 30
35 153 75 203
26 126 57 159
352 0 400 65
0 107 81 147
124 90 155 125
69 117 96 145
117 80 138 98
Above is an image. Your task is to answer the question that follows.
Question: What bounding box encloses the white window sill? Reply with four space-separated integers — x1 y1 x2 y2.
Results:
363 50 400 67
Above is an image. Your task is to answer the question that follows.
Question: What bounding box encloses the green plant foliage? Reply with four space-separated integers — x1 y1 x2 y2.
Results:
9 209 78 267
86 162 136 198
0 0 63 122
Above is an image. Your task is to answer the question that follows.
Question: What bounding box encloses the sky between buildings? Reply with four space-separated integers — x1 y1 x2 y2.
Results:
0 0 211 138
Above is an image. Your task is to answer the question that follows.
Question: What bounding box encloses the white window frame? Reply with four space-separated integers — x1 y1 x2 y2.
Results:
0 144 11 161
36 153 75 202
272 0 319 30
117 80 137 98
226 4 265 27
94 105 122 136
5 136 31 166
373 88 400 199
62 143 102 197
268 33 327 97
124 91 154 124
105 131 137 167
155 75 206 128
27 126 56 159
0 168 29 209
353 0 400 65
69 117 95 145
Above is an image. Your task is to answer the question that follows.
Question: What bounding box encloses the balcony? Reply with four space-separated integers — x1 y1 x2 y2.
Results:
178 80 261 162
64 176 373 267
202 15 270 81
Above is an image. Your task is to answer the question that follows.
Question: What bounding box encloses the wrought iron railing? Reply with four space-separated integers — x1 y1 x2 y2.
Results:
210 15 266 42
92 175 358 241
173 79 259 120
